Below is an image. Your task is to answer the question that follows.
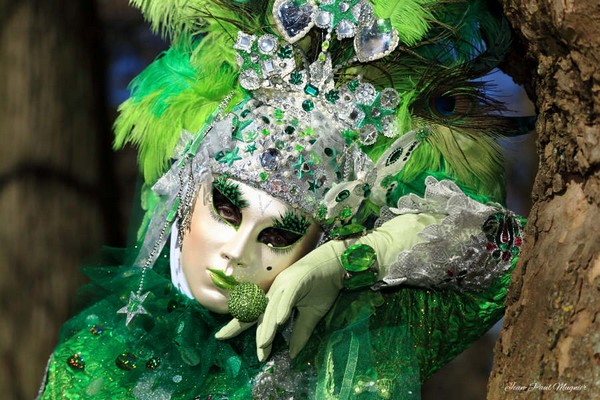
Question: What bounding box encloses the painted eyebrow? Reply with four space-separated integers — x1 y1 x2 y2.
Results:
272 211 310 236
213 176 248 209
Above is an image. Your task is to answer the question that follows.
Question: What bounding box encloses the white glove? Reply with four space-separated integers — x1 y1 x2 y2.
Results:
215 212 441 360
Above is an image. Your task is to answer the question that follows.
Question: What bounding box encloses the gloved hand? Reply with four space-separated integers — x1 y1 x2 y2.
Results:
215 239 347 361
215 212 441 361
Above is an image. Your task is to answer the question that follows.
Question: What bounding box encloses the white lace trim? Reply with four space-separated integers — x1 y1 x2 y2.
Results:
377 176 519 292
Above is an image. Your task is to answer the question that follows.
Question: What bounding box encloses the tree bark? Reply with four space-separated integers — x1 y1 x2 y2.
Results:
0 2 112 398
489 0 600 398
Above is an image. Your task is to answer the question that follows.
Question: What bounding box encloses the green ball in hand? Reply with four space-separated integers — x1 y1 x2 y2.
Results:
227 282 268 322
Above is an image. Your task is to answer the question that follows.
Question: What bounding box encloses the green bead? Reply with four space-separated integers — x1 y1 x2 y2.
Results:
228 282 268 322
302 99 315 111
260 172 269 181
304 84 319 97
341 244 377 272
322 40 330 50
285 126 296 135
274 109 284 119
115 353 137 371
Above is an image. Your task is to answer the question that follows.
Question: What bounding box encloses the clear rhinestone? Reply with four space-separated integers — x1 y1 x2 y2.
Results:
348 107 365 127
336 19 356 39
355 83 377 105
250 54 259 63
260 148 281 170
380 88 400 109
315 11 332 29
261 59 276 76
275 0 315 43
356 1 374 26
235 53 244 67
339 2 349 13
355 19 399 62
359 124 378 145
381 115 398 138
258 34 278 54
233 31 256 53
239 69 261 90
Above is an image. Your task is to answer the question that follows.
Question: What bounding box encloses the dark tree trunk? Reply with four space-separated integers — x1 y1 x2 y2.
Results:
0 1 113 398
489 0 600 398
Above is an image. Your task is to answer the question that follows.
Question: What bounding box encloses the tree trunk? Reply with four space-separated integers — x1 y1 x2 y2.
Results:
489 0 600 398
0 2 112 398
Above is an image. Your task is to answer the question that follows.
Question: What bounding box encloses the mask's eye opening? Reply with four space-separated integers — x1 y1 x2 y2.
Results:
212 185 242 227
258 227 302 249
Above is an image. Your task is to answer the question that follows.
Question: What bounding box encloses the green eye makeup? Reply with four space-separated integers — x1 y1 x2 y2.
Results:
213 175 248 209
272 211 310 236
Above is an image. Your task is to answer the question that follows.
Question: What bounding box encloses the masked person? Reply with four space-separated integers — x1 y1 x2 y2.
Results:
39 0 527 398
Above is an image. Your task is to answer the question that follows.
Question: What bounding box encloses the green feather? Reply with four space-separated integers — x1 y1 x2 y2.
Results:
371 0 433 46
114 43 244 184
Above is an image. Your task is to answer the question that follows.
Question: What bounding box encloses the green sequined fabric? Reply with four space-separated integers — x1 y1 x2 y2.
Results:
41 246 515 399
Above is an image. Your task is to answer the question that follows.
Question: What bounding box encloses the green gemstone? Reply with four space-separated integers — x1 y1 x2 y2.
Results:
347 80 360 92
260 172 269 181
343 270 378 290
115 353 137 371
278 46 293 59
274 109 284 119
285 126 296 135
331 224 366 239
304 84 319 97
227 282 268 322
322 40 330 50
341 244 377 272
338 206 353 221
261 129 270 136
318 53 326 62
325 90 340 103
241 109 250 118
275 140 286 149
290 71 303 85
295 144 304 152
302 99 315 111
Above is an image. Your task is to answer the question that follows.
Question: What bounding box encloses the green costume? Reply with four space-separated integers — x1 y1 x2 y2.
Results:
40 0 528 398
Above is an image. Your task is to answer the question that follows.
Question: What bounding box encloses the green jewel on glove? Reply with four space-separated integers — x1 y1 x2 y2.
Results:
340 244 379 289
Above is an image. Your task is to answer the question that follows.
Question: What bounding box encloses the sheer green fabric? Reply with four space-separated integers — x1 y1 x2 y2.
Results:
41 246 514 399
